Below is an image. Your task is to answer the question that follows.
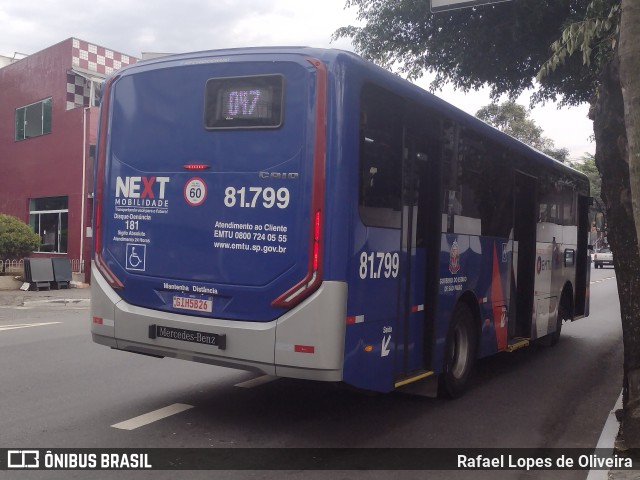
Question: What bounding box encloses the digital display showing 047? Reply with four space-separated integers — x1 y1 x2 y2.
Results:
222 88 272 119
205 75 283 129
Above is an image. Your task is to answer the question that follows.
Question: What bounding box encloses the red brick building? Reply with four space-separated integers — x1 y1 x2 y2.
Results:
0 38 137 281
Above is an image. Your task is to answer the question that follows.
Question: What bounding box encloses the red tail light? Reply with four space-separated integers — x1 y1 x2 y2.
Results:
183 164 210 171
313 211 321 271
272 208 323 308
272 58 327 308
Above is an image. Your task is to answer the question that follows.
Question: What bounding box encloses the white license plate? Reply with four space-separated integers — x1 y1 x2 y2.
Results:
172 295 213 313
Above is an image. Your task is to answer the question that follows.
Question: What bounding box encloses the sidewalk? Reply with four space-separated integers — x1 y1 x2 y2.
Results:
587 392 638 480
0 283 90 307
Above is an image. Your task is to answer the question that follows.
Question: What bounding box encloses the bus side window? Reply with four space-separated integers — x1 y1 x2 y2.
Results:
538 174 574 227
562 185 577 226
358 84 404 228
443 126 513 238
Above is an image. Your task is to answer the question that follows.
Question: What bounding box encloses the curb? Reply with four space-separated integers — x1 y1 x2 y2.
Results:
21 298 90 307
587 391 623 480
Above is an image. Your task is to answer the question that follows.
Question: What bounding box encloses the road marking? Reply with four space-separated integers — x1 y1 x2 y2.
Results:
111 403 194 431
586 391 622 480
234 375 279 389
590 276 616 285
0 322 62 332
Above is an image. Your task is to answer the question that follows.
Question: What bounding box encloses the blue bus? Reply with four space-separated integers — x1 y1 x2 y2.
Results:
91 47 591 397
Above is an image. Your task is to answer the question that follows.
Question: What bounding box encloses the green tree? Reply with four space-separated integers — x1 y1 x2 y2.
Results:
335 0 604 104
571 153 605 247
571 153 603 212
336 0 640 447
0 214 40 262
476 100 569 161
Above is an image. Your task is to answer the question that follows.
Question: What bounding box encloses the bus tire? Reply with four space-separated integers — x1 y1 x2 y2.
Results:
439 302 477 399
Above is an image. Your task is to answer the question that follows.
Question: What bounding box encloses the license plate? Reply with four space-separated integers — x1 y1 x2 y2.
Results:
172 295 213 313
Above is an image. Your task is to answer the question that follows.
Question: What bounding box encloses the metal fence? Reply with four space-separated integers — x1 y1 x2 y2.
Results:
0 259 23 274
0 258 84 274
70 259 84 273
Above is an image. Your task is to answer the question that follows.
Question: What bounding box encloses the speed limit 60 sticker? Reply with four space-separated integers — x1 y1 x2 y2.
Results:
184 177 207 206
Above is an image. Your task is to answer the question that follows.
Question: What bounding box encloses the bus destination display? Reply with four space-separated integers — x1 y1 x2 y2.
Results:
205 75 283 129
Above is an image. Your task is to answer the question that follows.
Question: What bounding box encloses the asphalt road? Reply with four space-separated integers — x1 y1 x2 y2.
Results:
0 267 623 479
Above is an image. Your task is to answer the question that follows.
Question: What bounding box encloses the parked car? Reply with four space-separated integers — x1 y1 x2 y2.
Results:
593 248 614 268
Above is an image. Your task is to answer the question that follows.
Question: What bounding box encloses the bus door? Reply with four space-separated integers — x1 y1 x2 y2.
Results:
346 85 439 392
346 84 404 392
574 194 592 317
395 122 441 384
511 171 538 341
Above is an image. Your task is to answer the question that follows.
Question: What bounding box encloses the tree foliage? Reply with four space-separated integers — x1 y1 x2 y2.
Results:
538 1 620 80
571 153 605 230
0 214 40 261
476 101 569 161
571 153 603 210
334 0 612 106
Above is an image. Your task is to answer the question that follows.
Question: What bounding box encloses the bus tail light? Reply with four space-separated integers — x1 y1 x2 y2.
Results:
183 163 210 171
272 58 327 309
94 76 124 290
272 209 323 308
313 211 321 271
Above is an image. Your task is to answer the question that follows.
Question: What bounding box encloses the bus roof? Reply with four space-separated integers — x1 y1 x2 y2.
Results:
116 46 588 185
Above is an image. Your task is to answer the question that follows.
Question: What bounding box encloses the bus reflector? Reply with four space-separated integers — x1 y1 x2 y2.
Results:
294 345 315 354
346 315 364 324
93 316 114 327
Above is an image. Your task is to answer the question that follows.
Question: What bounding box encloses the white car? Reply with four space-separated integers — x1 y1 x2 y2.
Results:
593 248 614 268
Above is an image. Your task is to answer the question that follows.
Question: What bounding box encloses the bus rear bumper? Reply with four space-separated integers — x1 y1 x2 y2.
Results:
91 265 346 382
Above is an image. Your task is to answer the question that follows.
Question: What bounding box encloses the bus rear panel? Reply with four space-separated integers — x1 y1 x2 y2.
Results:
92 49 345 381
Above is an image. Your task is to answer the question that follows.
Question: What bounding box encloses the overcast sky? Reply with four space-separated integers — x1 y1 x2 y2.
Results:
0 0 594 159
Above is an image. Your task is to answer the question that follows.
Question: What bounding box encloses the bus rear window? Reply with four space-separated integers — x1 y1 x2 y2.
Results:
204 75 284 129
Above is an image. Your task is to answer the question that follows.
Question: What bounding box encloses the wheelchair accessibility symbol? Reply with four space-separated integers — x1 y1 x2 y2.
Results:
126 244 146 271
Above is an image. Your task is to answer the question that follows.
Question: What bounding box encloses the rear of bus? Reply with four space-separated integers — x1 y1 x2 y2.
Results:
91 48 346 381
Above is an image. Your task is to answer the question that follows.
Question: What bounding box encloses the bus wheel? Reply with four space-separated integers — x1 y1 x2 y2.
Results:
439 303 477 398
541 292 571 347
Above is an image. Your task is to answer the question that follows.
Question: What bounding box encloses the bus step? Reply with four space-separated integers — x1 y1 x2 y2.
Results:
395 371 437 397
506 338 530 352
394 371 434 389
